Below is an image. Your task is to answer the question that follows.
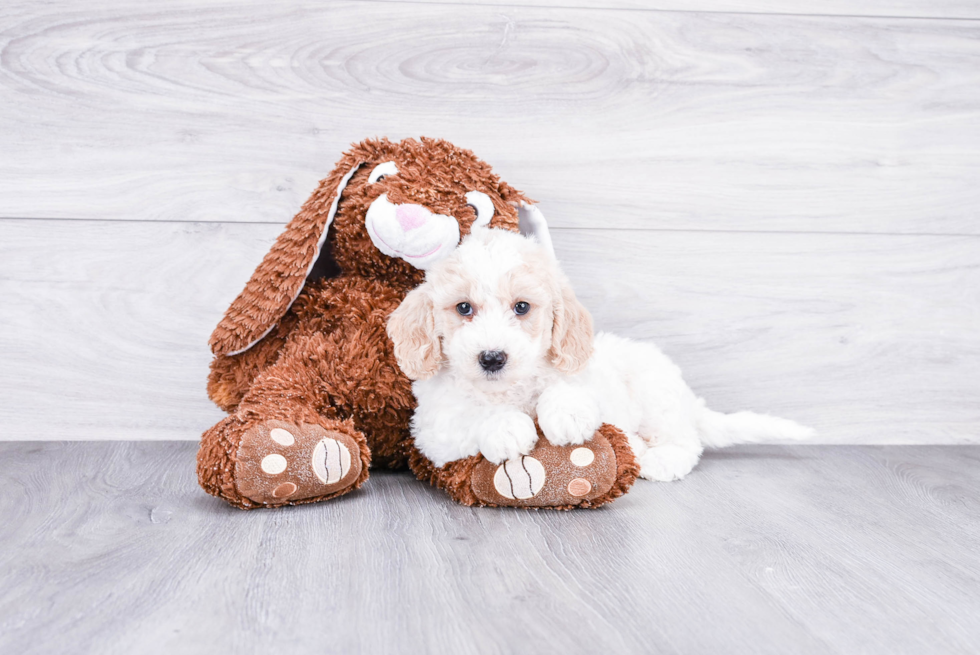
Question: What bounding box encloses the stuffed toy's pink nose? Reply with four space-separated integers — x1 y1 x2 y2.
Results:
395 204 430 231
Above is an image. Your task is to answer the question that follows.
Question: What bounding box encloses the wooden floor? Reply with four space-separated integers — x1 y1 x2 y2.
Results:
1 441 978 655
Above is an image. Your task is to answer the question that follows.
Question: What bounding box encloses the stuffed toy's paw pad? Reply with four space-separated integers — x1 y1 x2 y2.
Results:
470 430 619 508
235 420 365 506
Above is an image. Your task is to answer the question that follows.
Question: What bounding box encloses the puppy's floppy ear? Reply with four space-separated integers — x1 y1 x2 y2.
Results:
549 271 594 375
387 285 442 381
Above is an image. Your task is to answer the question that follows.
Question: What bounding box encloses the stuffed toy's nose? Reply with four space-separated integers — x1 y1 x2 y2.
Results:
395 204 430 231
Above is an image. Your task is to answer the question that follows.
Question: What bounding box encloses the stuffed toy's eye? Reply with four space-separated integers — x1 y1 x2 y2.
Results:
514 301 531 315
465 191 495 227
456 302 473 317
369 161 398 184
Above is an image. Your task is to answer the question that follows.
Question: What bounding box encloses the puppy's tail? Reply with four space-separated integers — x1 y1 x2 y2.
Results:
697 407 815 449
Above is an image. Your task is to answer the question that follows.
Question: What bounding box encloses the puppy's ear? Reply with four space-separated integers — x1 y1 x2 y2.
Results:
387 286 442 380
549 273 594 374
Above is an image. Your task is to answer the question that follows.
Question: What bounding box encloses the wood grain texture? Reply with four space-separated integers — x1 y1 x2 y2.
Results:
368 0 980 20
1 441 978 655
0 219 236 440
2 2 980 234
1 218 977 444
561 229 980 445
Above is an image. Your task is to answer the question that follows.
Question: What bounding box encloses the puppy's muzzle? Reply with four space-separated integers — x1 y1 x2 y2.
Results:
478 350 507 373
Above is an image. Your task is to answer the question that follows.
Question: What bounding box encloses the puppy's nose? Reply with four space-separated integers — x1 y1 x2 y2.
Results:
478 350 507 373
395 204 430 231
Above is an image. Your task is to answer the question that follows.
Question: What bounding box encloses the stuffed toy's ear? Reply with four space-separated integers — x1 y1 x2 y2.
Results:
387 286 442 381
549 271 594 374
209 159 363 356
516 202 555 259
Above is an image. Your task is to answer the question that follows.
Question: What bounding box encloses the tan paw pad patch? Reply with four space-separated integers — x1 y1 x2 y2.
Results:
273 482 297 498
260 453 288 475
269 428 295 446
311 438 352 485
570 447 595 467
493 456 546 500
567 478 592 497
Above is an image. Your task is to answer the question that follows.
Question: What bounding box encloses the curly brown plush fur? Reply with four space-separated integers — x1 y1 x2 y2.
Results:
197 136 637 510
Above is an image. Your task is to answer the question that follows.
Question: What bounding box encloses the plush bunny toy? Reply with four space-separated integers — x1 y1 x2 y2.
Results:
198 137 638 509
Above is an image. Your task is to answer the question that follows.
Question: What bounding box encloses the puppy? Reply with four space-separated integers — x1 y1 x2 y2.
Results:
387 227 813 481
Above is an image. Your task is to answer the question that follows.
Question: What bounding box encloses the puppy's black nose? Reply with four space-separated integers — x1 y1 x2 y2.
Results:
478 350 507 373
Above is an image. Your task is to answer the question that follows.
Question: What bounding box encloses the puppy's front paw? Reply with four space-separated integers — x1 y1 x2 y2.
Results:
478 412 539 464
537 385 601 447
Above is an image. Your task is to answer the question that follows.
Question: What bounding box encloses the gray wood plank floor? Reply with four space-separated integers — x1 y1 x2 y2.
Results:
1 441 978 655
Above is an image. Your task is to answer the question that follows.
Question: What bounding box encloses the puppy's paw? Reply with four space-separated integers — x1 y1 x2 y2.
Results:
478 412 539 464
537 385 601 447
638 444 702 482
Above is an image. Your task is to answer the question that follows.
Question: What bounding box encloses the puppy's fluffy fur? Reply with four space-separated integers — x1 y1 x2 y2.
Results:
388 227 813 481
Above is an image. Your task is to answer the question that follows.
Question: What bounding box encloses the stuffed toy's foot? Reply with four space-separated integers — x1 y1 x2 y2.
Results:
409 423 639 509
198 416 371 509
234 419 369 506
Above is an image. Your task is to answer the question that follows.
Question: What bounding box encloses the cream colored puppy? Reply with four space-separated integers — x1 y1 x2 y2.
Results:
387 227 813 481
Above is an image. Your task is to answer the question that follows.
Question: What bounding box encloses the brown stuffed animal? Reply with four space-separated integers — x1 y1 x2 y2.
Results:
197 137 638 509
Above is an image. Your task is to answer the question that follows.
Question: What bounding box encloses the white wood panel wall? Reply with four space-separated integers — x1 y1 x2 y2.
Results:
374 0 980 19
1 0 978 443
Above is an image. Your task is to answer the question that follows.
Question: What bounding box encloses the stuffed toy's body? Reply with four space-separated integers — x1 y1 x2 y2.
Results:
197 137 637 509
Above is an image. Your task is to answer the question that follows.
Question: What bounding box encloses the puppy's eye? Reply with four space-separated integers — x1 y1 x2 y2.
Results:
514 301 531 315
464 191 495 227
368 161 398 184
456 302 474 317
